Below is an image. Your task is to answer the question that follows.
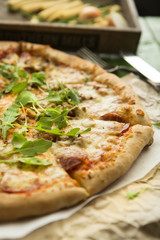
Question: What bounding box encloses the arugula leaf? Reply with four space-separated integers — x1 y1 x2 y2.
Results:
153 122 160 129
0 63 15 79
41 93 62 104
12 80 28 94
37 117 54 130
66 128 80 136
12 132 27 148
126 191 140 200
66 88 80 105
0 104 20 141
45 107 70 129
0 157 51 166
5 80 17 93
15 91 37 106
13 138 52 157
126 188 147 200
59 83 80 105
66 127 91 137
2 123 65 136
78 127 91 135
31 72 45 86
0 63 29 94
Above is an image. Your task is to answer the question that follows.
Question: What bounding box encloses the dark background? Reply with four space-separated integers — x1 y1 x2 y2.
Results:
134 0 160 16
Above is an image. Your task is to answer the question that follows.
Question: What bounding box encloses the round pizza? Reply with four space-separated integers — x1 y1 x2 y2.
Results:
0 42 153 221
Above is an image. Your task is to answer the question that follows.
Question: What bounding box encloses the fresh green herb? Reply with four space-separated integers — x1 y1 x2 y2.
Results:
0 104 20 141
1 122 91 138
66 128 80 136
40 93 62 104
0 157 51 166
12 132 27 148
78 127 91 135
12 79 28 94
82 71 89 83
10 138 52 157
0 63 29 94
126 188 147 200
66 127 91 137
153 122 160 129
57 82 81 105
0 63 15 79
126 191 140 200
2 123 65 136
37 117 55 130
66 88 80 105
44 107 70 129
15 91 38 106
31 71 46 86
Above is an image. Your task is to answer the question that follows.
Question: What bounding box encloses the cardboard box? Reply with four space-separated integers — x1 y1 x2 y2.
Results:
0 0 141 53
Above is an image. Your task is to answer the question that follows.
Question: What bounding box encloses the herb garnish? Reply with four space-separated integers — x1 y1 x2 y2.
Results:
0 63 29 94
0 104 20 141
126 191 140 200
0 157 51 166
7 138 52 157
0 62 91 162
152 123 160 129
0 63 46 95
126 188 147 200
31 71 46 87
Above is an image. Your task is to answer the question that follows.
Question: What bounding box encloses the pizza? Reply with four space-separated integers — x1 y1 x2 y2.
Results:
0 42 153 221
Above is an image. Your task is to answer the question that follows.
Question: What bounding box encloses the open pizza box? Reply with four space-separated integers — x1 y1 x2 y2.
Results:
0 0 141 53
0 74 160 240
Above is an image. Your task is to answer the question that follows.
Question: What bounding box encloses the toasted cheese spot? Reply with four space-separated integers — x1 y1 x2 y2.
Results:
136 109 145 116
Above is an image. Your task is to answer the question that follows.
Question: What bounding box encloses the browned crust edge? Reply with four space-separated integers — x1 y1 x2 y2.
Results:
0 186 88 221
71 125 154 195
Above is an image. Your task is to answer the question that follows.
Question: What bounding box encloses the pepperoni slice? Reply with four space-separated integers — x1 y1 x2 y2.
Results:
118 123 130 134
100 112 125 123
56 148 87 171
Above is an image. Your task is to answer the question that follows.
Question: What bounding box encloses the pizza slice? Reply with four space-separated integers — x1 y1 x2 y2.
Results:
55 120 153 195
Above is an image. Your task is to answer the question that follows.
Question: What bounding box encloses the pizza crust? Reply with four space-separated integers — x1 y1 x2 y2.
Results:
0 184 88 221
70 125 153 195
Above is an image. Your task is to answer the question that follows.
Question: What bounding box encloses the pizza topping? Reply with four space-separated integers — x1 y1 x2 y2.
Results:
1 171 39 193
7 138 52 157
100 112 125 123
118 123 130 134
0 104 20 141
56 148 87 171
